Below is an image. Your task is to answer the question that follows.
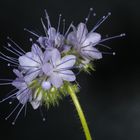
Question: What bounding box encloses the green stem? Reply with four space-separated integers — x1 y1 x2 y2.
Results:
67 85 92 140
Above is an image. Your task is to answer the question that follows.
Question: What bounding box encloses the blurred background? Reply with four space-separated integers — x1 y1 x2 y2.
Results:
0 0 139 140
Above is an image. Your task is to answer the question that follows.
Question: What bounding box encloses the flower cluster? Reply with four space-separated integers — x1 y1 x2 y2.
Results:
0 9 125 124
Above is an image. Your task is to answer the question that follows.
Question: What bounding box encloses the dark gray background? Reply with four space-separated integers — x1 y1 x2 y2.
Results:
0 0 139 140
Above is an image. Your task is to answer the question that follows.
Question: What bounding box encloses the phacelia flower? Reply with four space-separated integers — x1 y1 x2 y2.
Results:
67 22 102 61
0 9 125 140
42 48 76 88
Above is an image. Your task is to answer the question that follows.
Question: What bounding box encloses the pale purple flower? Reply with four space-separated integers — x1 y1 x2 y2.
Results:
67 23 102 61
18 43 44 83
12 69 42 110
42 49 76 88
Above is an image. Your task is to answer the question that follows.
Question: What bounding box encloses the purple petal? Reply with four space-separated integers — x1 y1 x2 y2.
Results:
16 89 31 105
19 52 38 70
13 69 23 78
82 46 102 60
31 43 43 59
51 49 61 66
77 23 88 43
42 63 53 76
57 55 76 69
48 27 56 40
83 32 101 46
50 73 63 88
59 70 76 82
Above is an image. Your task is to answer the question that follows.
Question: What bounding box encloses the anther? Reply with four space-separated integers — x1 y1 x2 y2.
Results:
93 13 96 16
42 117 46 122
9 101 12 105
29 38 33 42
90 8 93 11
108 12 111 16
113 52 116 55
120 33 126 37
12 122 15 125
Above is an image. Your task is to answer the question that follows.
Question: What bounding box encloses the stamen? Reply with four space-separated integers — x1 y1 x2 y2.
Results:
93 13 96 17
98 43 111 49
41 18 48 36
0 56 18 65
82 49 116 55
6 43 24 56
85 8 93 24
99 33 126 43
57 14 62 33
4 46 21 56
91 12 111 32
7 37 26 54
39 107 46 122
64 21 73 37
12 104 25 125
62 19 66 35
5 103 21 120
24 28 40 37
44 9 51 29
24 103 27 117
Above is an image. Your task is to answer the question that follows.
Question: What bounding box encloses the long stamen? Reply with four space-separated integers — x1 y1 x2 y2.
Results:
0 56 18 65
57 14 62 33
41 18 48 36
83 49 116 55
85 8 93 24
98 43 111 49
0 52 18 63
39 107 46 122
24 28 40 37
4 46 21 57
6 43 24 56
91 12 111 32
12 104 25 125
5 103 21 120
64 21 73 37
62 19 66 35
99 33 126 43
45 9 51 29
7 37 26 54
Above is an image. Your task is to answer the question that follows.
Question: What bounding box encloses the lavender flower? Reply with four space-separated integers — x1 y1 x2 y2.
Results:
67 22 102 61
0 9 125 138
42 48 76 88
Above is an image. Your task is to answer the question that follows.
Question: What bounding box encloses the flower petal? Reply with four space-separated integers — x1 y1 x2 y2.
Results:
16 88 31 105
13 69 23 78
50 73 63 88
83 32 101 46
57 55 76 69
77 23 88 43
59 70 76 82
18 52 39 70
82 46 102 60
31 44 43 60
48 27 56 40
24 68 40 83
51 49 61 66
42 63 53 76
30 100 41 110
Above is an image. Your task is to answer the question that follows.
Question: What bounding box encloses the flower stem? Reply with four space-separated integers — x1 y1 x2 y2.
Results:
67 85 92 140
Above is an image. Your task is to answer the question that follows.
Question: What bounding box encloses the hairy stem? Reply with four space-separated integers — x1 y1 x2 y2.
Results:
67 85 92 140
